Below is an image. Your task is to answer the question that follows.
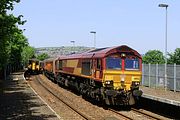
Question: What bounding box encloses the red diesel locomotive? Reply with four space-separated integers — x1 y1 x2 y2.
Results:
43 45 142 105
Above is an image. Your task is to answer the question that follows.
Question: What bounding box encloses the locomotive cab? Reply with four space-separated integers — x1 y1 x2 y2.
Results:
54 45 142 106
28 59 40 75
102 51 142 105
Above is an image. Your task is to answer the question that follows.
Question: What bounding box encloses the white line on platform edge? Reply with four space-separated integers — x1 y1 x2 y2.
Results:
23 74 63 120
142 93 180 106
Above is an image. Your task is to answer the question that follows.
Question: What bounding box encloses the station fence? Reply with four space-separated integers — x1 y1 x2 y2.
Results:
141 64 180 92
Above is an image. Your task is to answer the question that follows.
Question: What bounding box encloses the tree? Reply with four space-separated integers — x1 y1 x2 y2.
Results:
0 14 22 71
37 53 49 61
9 32 28 70
21 46 36 66
143 50 165 64
168 48 180 65
0 0 20 13
0 0 26 78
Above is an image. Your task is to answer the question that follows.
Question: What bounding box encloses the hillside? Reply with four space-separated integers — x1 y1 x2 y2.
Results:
35 46 93 58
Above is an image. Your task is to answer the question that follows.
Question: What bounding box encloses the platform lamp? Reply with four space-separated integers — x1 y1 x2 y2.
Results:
70 40 75 54
158 3 168 91
70 40 75 47
90 31 96 49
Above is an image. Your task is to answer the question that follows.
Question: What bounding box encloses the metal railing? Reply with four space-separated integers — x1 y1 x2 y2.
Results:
142 64 180 92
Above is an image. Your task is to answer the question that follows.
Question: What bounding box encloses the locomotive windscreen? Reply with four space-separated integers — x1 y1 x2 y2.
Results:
106 57 122 70
125 58 139 70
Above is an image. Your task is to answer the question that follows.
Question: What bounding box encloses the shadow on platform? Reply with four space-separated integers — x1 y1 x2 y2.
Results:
0 77 57 120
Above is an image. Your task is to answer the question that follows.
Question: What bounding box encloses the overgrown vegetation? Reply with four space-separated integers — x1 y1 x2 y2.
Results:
0 0 35 78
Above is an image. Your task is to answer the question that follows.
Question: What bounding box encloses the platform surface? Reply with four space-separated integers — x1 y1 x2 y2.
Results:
140 86 180 106
0 72 61 120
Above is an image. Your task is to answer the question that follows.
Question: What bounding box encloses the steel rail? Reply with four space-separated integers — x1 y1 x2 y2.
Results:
35 75 94 120
131 108 161 120
108 108 133 120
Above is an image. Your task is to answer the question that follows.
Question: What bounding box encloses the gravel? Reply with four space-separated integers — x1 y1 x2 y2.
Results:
33 74 168 120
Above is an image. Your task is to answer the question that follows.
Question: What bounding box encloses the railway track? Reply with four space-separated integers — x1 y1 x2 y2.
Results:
32 75 169 120
108 108 133 120
108 107 163 120
131 108 162 120
35 75 95 120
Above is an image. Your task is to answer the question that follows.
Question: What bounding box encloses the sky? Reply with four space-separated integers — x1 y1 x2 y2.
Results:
12 0 180 54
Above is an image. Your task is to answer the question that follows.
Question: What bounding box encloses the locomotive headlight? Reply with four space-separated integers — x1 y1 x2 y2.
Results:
121 77 125 85
121 53 126 57
105 81 111 84
121 77 125 82
134 81 140 85
136 82 140 85
131 81 140 89
104 80 113 88
105 80 113 85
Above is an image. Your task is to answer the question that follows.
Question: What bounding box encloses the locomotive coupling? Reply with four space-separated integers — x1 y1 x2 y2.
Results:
105 90 117 96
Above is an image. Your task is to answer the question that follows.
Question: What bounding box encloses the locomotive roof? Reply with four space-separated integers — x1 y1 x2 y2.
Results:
29 58 39 61
58 45 141 60
43 57 59 62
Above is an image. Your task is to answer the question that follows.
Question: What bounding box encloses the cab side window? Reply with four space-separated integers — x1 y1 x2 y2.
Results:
96 59 101 70
59 60 62 70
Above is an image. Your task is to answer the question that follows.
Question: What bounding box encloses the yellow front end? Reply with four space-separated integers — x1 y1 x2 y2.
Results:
36 65 40 71
32 62 36 71
103 70 142 91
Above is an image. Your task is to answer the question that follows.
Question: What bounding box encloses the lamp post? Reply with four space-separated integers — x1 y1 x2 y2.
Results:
70 40 75 47
159 3 168 91
90 31 96 49
70 40 75 54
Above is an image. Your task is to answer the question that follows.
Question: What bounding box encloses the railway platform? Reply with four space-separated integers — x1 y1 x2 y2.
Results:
140 86 180 106
0 71 60 120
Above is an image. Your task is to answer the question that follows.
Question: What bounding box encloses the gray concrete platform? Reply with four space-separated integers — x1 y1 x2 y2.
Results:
140 86 180 106
0 72 61 120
